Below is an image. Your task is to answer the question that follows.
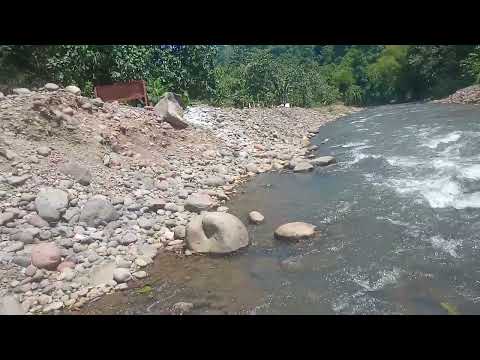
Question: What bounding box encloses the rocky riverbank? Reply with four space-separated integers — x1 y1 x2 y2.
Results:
0 84 360 315
433 85 480 105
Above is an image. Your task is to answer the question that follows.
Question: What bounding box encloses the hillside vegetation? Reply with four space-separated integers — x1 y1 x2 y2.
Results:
1 45 479 107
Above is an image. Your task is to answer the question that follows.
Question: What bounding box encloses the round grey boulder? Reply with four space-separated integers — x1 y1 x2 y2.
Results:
35 188 69 223
186 212 249 254
113 268 131 283
274 222 316 241
79 196 118 227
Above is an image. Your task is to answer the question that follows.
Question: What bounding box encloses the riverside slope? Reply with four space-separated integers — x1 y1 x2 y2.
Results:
0 86 359 314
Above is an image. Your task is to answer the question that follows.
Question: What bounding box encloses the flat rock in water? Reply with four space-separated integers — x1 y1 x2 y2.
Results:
186 212 249 254
293 162 314 173
274 222 316 241
311 156 336 166
248 211 265 224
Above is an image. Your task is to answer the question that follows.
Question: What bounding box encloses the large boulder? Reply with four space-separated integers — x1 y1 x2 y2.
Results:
31 243 62 270
184 193 216 213
79 196 118 227
154 92 188 129
35 188 69 223
274 222 316 241
185 212 249 254
65 85 81 95
60 161 92 185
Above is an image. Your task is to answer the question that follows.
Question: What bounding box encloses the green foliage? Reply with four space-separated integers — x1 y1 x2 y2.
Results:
1 44 480 108
462 46 480 83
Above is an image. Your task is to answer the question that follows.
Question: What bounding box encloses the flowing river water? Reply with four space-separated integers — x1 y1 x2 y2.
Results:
81 102 480 315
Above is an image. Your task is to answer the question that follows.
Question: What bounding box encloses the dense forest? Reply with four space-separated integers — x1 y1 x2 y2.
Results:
1 45 479 107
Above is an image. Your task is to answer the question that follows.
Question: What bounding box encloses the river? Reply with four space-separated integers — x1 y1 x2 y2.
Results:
80 102 480 315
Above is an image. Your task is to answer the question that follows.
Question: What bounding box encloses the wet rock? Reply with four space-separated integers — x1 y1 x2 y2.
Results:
31 243 62 270
133 271 147 279
280 256 305 272
248 211 265 224
293 161 313 173
186 212 249 254
274 222 316 241
311 156 336 166
246 163 259 173
113 268 131 283
35 188 69 223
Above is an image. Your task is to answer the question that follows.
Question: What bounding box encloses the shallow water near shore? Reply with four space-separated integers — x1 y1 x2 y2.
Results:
80 102 480 315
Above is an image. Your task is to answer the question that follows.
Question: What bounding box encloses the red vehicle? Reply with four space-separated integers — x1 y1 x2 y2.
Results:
94 80 148 106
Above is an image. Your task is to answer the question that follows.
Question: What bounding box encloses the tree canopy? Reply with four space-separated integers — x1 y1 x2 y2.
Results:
1 45 479 107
